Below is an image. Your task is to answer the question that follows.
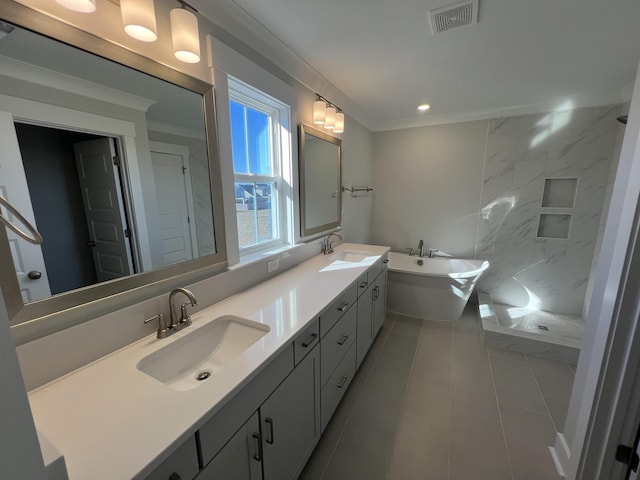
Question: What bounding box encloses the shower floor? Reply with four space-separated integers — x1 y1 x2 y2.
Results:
478 293 583 364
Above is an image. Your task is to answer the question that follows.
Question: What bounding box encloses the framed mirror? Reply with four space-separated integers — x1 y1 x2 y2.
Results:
299 124 342 237
0 4 227 343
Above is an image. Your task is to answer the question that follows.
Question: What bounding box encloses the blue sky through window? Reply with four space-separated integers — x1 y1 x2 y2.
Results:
229 100 271 175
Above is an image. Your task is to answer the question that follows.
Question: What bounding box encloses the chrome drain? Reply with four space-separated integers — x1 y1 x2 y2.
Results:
537 325 549 331
196 370 212 381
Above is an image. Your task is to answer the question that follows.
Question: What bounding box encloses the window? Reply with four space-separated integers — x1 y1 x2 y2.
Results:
228 79 291 253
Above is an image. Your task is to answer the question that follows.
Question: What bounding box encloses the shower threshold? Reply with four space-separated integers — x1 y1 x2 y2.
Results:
478 292 582 364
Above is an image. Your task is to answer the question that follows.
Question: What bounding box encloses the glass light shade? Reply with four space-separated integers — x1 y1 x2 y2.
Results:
313 100 326 124
324 106 336 130
121 0 158 42
171 8 200 63
333 112 345 133
55 0 96 13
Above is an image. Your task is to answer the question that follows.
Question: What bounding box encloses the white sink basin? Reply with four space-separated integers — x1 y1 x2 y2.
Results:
329 250 371 263
137 315 270 391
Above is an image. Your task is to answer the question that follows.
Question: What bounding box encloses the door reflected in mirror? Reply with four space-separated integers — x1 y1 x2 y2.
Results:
299 124 342 237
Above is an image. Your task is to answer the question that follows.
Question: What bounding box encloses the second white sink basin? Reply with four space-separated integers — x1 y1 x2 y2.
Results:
137 315 270 391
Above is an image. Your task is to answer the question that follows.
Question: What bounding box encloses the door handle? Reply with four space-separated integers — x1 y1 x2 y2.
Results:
87 240 96 247
252 432 263 461
27 270 42 280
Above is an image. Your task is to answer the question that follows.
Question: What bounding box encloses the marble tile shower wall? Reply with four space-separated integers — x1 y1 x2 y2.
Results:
475 105 622 316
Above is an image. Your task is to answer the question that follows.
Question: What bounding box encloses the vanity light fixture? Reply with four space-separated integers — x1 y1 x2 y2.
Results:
313 94 344 133
313 100 327 124
334 112 345 133
55 0 96 13
418 103 431 112
121 0 158 42
170 1 200 63
324 106 336 130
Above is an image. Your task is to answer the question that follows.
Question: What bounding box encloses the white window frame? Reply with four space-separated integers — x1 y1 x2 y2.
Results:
228 77 292 256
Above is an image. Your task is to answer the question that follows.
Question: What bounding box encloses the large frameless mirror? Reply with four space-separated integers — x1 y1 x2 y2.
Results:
0 4 226 343
299 124 342 237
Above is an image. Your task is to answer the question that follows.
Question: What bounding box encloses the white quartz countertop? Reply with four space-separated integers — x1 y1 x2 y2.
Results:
27 243 389 480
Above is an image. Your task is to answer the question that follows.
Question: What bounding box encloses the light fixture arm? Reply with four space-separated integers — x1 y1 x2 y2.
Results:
176 0 199 14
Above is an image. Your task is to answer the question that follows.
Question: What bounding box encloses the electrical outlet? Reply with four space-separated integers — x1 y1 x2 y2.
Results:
267 258 280 273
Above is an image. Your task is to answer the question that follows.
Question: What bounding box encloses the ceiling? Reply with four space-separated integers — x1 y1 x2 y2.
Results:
196 0 640 131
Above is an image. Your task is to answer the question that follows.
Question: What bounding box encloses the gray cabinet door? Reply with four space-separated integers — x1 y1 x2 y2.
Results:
373 268 388 336
197 412 263 480
261 344 320 480
356 281 375 369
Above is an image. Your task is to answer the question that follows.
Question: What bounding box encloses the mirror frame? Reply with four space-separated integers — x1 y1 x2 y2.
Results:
0 2 228 344
298 124 343 237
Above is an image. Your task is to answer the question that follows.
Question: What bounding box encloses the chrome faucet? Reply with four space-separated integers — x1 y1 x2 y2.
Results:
144 287 199 339
169 287 198 329
323 232 343 254
418 239 425 257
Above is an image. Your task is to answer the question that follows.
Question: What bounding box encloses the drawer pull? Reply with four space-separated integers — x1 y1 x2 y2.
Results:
383 259 389 264
265 417 275 444
338 334 349 346
373 286 380 300
338 302 350 312
169 474 181 480
252 432 263 461
301 332 318 348
337 375 349 389
359 281 368 289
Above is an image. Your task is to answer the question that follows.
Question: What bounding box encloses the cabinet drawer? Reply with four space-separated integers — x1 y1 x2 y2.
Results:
369 255 388 281
320 344 356 432
294 318 320 366
321 304 356 387
319 284 357 337
144 436 199 480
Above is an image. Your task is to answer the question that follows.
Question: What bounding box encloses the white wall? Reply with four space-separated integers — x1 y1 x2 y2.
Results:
372 121 487 256
341 116 374 244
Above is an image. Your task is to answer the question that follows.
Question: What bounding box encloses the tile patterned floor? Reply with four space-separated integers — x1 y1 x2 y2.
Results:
300 305 574 480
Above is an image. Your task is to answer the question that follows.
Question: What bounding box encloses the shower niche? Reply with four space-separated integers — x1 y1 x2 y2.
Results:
537 178 578 239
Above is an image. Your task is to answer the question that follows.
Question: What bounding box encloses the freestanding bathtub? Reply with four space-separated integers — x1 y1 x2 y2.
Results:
386 252 489 321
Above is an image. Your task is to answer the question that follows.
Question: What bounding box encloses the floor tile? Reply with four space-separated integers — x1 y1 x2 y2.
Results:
500 403 560 480
545 396 570 432
488 346 527 363
321 416 397 480
392 315 423 337
491 355 548 414
527 355 576 402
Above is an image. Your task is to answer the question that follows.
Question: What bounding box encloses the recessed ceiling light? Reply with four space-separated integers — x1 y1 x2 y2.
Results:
418 104 431 112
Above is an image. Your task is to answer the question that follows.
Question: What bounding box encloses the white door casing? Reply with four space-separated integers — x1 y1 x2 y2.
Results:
0 111 51 303
150 141 198 266
74 138 134 282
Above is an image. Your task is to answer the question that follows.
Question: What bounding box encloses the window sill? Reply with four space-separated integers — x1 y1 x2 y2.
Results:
228 243 304 270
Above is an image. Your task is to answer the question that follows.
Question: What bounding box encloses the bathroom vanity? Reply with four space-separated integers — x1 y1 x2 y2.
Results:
27 243 389 479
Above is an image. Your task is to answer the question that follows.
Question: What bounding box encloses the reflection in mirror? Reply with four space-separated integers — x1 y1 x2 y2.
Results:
299 124 342 237
0 12 226 334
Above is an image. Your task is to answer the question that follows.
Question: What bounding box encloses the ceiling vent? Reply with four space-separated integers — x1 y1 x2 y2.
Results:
428 0 478 34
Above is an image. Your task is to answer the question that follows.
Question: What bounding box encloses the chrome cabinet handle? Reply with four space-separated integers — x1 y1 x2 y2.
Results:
338 302 349 312
337 375 348 389
252 432 263 461
359 281 368 289
383 259 389 264
338 334 349 346
301 332 318 348
265 417 275 444
373 286 380 300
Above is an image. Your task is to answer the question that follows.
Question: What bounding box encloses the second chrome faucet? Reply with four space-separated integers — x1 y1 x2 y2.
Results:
145 287 198 339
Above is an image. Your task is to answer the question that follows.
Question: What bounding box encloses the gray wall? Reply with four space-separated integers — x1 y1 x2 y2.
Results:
372 105 622 316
